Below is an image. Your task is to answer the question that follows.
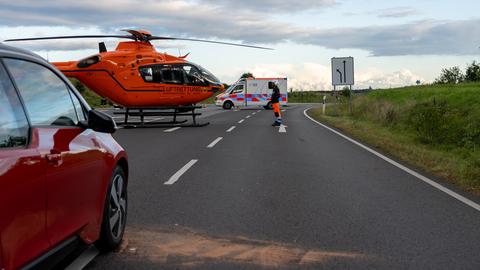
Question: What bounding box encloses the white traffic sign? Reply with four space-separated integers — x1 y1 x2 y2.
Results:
331 57 354 86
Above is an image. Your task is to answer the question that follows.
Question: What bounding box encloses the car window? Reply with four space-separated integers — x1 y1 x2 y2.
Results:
0 61 29 149
4 58 79 127
70 93 87 122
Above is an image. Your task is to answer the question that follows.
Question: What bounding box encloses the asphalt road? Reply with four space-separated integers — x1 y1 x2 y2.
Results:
86 104 480 269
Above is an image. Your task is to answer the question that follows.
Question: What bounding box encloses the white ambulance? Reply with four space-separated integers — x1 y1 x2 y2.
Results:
215 77 288 109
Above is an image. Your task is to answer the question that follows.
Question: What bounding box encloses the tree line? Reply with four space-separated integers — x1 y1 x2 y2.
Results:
435 61 480 84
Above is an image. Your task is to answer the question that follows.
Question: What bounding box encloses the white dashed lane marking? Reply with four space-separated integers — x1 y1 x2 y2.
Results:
238 119 245 124
226 126 236 133
246 115 251 119
164 127 181 133
207 137 223 148
164 159 198 185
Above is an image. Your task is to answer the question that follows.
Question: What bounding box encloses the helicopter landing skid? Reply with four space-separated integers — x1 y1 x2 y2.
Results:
113 105 209 128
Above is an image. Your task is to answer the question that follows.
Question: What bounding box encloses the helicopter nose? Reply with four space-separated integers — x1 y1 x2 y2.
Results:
211 83 224 93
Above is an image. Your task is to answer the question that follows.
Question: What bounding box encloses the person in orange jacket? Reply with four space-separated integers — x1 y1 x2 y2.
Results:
269 82 282 126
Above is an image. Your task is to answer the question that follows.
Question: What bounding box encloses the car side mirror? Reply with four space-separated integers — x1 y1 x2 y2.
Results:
87 109 117 133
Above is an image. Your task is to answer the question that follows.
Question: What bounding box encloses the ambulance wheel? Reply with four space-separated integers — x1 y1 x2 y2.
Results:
223 101 233 110
265 102 273 110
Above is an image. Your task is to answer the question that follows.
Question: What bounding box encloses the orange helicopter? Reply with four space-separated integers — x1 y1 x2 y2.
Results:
5 29 271 127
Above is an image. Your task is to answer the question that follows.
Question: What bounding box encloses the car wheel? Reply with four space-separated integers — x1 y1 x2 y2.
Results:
223 101 233 110
96 166 127 251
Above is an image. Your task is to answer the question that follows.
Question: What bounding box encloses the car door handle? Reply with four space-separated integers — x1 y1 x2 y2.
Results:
46 149 63 164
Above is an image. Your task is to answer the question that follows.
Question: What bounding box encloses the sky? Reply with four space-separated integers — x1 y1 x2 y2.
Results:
0 0 479 90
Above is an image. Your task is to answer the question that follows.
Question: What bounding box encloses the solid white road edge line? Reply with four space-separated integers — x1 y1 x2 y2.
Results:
65 245 99 270
207 137 223 148
238 119 245 124
164 127 181 133
303 108 480 212
164 159 198 185
226 126 236 132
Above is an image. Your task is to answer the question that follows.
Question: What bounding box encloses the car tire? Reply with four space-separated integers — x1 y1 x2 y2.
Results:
265 102 273 110
95 166 127 252
223 101 233 110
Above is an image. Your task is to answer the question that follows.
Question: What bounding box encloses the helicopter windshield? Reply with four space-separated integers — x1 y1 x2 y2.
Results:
193 64 221 84
139 63 221 86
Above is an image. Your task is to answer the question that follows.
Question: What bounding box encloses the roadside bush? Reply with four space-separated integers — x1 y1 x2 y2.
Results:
349 97 398 126
341 87 351 98
407 99 468 146
408 100 449 144
462 121 480 151
457 153 480 190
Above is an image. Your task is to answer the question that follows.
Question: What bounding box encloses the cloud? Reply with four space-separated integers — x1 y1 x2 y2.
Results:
301 19 480 56
0 2 478 56
355 68 425 89
0 0 300 44
200 0 336 13
377 7 418 18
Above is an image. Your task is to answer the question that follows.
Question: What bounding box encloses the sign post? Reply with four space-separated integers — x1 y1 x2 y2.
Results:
331 57 355 115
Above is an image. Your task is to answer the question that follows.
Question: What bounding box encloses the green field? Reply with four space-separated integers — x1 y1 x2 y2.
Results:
309 83 480 195
287 91 332 103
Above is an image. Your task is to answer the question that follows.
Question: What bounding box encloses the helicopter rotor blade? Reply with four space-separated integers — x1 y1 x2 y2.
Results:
149 36 274 50
4 32 274 50
4 35 135 42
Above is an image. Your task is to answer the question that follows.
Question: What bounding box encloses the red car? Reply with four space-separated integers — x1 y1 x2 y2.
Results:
0 44 128 270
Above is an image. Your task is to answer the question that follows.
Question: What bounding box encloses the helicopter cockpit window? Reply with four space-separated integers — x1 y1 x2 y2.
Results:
181 65 208 86
195 64 221 84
